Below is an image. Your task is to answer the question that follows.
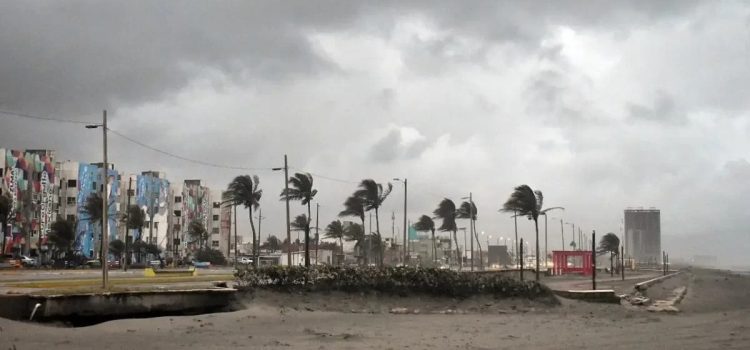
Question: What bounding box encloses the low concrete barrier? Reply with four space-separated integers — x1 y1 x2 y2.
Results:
143 267 197 277
553 289 621 303
635 271 681 291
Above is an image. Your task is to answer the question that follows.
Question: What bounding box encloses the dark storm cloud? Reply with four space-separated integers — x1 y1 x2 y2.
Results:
0 1 365 116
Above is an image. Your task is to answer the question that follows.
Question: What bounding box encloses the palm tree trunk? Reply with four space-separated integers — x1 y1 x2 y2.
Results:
305 202 311 267
431 229 436 264
473 218 483 271
534 218 540 282
339 237 343 266
453 229 461 271
248 206 258 268
374 208 382 266
361 218 366 266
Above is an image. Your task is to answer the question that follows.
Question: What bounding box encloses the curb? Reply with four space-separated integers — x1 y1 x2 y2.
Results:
635 271 682 291
553 289 621 304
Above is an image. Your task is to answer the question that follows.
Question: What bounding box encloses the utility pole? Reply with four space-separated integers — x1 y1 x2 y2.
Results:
519 238 524 281
273 155 291 266
85 110 109 289
226 205 231 260
233 205 238 265
592 230 596 290
513 210 518 269
124 177 132 271
469 193 474 272
560 218 565 251
621 245 625 281
315 203 319 265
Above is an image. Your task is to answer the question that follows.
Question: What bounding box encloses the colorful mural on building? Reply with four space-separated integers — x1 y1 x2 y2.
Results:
182 180 211 247
2 149 56 255
135 173 169 242
74 163 120 258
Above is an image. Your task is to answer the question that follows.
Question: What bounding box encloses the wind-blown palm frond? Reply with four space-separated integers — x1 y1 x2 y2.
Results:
124 205 146 230
280 173 317 205
325 220 345 241
354 179 392 211
82 193 104 223
500 185 541 221
598 233 620 255
339 196 365 223
343 223 364 242
433 198 457 232
223 175 262 209
456 201 478 220
291 214 310 231
413 215 435 232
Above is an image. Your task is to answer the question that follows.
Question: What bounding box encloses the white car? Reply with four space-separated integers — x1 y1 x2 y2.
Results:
238 257 253 264
20 255 36 266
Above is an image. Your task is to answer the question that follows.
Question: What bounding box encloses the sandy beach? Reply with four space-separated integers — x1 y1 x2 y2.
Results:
1 268 749 349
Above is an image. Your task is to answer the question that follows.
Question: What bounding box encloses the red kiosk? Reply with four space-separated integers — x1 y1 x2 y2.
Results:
552 250 593 276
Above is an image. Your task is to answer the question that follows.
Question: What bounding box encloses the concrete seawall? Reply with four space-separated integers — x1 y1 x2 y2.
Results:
0 288 237 322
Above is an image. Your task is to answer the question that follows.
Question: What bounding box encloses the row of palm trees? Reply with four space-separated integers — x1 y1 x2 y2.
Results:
220 172 568 279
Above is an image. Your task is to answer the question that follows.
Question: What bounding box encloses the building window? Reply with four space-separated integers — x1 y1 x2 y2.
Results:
0 168 3 177
67 179 77 187
213 214 219 221
212 240 220 247
174 196 182 203
212 227 219 234
174 210 182 217
66 214 75 222
213 202 221 209
67 197 76 205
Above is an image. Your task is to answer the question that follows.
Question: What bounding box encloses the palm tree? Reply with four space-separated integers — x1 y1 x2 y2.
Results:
457 201 483 270
109 239 125 262
501 185 544 281
413 215 436 263
280 173 317 267
325 220 346 265
187 220 207 250
339 195 366 262
123 205 145 269
263 235 281 252
433 198 461 270
82 193 105 259
342 222 365 265
598 232 621 276
0 194 11 255
48 217 76 259
223 175 263 266
354 179 392 265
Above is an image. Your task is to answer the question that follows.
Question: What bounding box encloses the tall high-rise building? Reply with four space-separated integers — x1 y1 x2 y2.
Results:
624 208 661 264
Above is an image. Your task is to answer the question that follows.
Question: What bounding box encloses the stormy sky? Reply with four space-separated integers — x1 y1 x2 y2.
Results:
1 1 749 266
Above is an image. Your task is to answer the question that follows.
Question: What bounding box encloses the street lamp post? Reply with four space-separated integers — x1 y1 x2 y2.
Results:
566 222 575 250
393 178 407 265
85 110 108 289
272 155 291 266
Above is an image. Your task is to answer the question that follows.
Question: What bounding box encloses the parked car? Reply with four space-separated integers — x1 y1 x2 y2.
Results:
84 259 102 268
20 255 36 267
238 256 253 264
108 260 121 268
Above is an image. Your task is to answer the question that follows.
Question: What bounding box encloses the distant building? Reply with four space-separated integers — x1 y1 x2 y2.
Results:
624 208 661 264
487 245 512 267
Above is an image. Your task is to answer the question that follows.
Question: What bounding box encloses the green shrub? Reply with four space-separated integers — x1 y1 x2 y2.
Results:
193 249 227 265
235 266 552 299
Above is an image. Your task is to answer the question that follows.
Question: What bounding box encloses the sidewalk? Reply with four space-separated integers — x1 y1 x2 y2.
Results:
544 272 659 294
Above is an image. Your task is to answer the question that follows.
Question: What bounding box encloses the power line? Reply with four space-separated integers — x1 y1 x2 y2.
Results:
107 128 275 171
0 109 94 125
